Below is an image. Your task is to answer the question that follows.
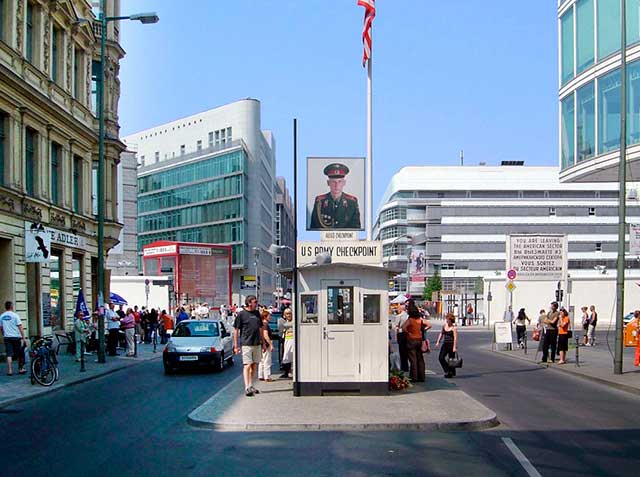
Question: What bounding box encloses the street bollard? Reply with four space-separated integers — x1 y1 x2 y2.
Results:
134 334 138 358
575 336 580 367
524 332 528 355
80 341 86 372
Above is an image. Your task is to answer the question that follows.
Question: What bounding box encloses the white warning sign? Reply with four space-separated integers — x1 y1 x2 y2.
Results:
507 235 567 281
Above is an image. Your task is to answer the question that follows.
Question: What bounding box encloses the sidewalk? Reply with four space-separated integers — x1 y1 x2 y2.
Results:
188 371 498 432
0 341 163 409
493 330 640 395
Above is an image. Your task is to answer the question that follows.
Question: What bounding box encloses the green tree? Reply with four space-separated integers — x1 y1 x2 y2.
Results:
423 271 442 301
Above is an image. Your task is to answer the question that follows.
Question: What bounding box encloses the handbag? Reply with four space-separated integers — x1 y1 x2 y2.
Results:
532 329 541 341
446 352 463 368
567 330 573 339
421 339 431 353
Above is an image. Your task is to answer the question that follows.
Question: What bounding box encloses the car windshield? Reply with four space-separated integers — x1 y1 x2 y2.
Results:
173 322 220 338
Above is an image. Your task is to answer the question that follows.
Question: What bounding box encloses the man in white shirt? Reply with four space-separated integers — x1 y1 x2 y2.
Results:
105 302 121 356
0 301 27 375
394 303 410 372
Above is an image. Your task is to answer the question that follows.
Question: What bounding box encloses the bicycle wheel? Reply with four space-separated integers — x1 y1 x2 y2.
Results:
31 356 56 386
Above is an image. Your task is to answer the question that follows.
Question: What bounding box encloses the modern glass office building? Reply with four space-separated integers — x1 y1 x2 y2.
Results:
124 99 280 305
559 0 640 182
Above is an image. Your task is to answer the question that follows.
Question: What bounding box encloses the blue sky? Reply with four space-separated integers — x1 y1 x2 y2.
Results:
119 0 558 233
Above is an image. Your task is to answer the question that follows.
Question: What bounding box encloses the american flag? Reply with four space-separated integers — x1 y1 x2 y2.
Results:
358 0 376 67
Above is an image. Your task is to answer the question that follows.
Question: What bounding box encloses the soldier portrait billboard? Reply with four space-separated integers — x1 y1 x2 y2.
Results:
307 157 365 231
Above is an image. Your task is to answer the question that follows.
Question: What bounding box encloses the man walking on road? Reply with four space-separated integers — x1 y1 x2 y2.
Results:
233 295 264 397
0 301 27 375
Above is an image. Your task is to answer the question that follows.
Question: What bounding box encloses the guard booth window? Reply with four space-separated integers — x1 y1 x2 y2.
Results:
363 294 380 324
300 295 318 324
327 287 353 325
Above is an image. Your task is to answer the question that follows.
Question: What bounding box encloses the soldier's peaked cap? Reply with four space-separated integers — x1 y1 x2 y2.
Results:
324 163 350 178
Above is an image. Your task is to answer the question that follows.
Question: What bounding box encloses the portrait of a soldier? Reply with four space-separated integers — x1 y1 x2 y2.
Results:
310 163 362 230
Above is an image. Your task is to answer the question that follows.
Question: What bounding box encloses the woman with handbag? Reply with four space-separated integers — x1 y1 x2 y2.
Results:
436 312 459 378
512 308 530 348
401 300 431 382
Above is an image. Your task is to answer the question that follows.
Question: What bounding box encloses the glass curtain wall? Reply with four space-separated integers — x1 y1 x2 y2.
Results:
561 8 574 85
597 0 621 60
598 69 622 153
628 61 640 144
561 94 575 169
577 83 595 161
577 0 594 74
629 0 640 44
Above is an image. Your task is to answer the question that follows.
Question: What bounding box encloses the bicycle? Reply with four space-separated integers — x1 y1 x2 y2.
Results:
29 337 59 386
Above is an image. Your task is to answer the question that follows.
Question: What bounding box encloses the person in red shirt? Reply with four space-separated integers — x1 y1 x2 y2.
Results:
557 308 571 364
160 310 173 344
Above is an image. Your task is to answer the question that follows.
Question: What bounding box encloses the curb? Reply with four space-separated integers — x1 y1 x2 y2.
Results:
0 354 162 410
186 413 500 432
492 348 640 397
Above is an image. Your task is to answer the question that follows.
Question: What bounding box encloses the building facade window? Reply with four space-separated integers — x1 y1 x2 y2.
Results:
577 82 595 162
598 68 621 153
197 140 202 151
597 0 620 60
549 207 556 216
25 128 36 196
596 241 602 251
73 155 81 213
629 60 640 145
91 60 101 115
154 151 159 162
576 0 594 74
208 131 214 147
26 2 35 63
91 161 98 215
180 144 185 155
561 8 574 85
561 94 575 169
589 207 596 215
629 0 640 45
51 142 61 205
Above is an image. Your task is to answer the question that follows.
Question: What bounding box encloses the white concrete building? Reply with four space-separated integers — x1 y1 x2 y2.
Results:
375 163 640 323
122 99 278 305
106 151 138 276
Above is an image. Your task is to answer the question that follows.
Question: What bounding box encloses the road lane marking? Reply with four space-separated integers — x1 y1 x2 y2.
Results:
502 437 542 477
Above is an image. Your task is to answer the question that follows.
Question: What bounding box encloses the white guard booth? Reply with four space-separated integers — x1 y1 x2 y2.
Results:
296 260 389 396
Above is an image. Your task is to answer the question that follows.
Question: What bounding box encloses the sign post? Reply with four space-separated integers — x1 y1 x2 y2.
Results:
144 278 150 309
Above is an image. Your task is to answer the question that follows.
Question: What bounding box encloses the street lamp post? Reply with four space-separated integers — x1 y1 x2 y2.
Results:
93 2 158 363
253 247 260 304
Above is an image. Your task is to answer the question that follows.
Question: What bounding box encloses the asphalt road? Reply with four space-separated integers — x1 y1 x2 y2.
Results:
1 330 639 476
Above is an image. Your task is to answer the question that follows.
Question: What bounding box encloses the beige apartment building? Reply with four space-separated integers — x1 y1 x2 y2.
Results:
0 0 124 339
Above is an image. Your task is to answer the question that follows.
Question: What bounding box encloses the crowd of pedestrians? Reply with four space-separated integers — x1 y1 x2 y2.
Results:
390 299 461 381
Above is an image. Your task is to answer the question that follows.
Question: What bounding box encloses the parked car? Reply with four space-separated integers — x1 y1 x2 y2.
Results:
163 319 234 374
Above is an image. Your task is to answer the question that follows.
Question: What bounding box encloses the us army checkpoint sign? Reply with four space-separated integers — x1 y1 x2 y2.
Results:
297 241 381 265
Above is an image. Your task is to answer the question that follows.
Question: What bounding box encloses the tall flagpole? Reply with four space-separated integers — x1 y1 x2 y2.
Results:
366 46 373 240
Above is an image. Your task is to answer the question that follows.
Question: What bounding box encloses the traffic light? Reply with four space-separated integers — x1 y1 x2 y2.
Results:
555 289 564 302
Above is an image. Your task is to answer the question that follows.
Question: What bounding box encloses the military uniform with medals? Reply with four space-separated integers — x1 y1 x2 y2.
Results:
309 163 361 230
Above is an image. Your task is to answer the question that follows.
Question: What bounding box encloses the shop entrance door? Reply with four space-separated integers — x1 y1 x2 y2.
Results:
26 263 41 338
321 280 359 382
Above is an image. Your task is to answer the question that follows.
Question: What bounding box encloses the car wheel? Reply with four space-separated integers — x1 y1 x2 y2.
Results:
214 354 224 372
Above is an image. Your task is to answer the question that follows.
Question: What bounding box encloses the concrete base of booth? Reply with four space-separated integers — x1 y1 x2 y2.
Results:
296 381 388 396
